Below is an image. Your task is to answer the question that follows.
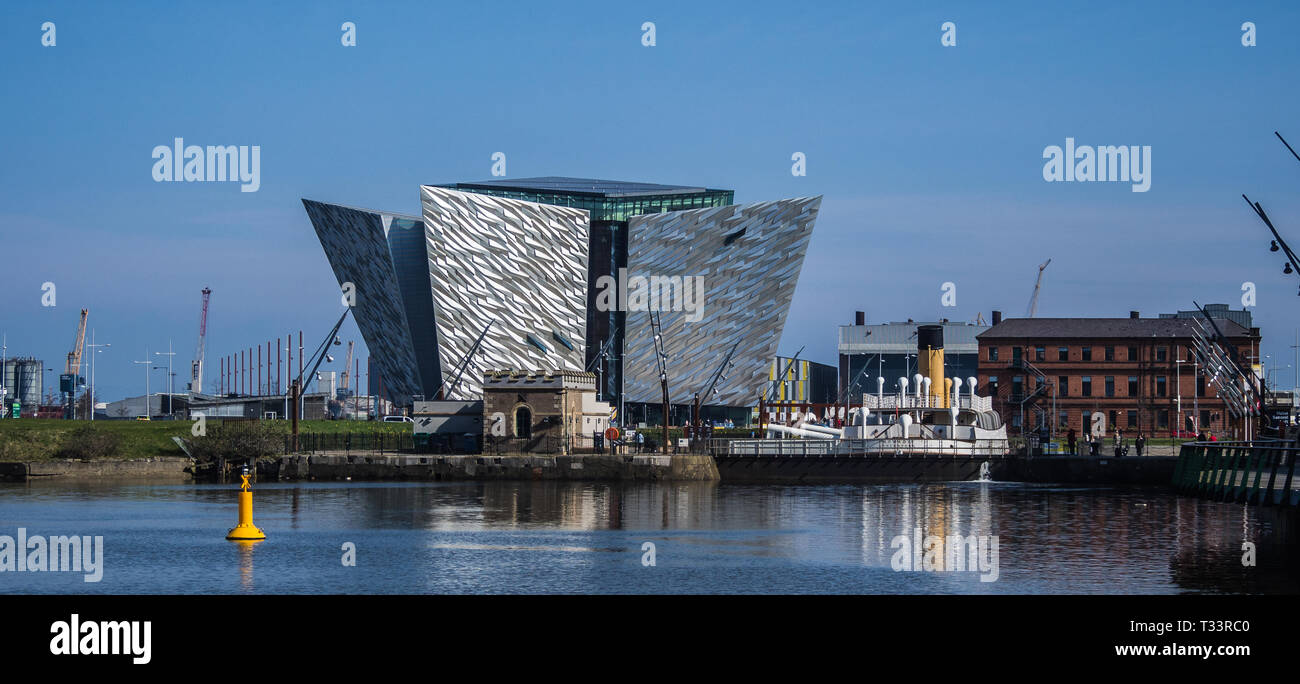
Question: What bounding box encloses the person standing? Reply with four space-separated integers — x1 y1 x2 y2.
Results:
1135 433 1146 458
1067 428 1077 456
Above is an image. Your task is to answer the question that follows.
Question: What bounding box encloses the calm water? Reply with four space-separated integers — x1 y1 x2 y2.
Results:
0 479 1296 594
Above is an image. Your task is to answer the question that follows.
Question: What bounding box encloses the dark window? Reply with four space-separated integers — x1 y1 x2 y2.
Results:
1127 410 1138 428
1057 347 1068 361
551 330 576 351
514 406 533 439
525 333 550 354
1081 376 1092 397
988 347 999 361
1128 376 1138 396
1105 376 1115 397
1058 376 1068 397
1082 346 1092 361
1128 346 1138 361
1109 410 1118 429
1082 410 1092 432
1035 346 1045 362
1156 347 1168 362
1012 347 1022 363
1012 376 1024 400
988 376 998 395
1156 376 1167 397
1186 346 1194 361
1197 376 1205 397
1200 409 1210 429
1157 410 1169 428
1105 346 1115 361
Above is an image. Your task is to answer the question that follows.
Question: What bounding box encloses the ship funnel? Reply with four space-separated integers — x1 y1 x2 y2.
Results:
917 325 946 408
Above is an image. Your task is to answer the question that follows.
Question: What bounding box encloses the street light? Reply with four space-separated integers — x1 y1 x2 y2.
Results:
152 366 175 419
133 349 152 419
155 340 175 417
86 331 109 422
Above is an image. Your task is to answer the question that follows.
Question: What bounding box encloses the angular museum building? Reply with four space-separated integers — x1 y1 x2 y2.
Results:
303 177 821 420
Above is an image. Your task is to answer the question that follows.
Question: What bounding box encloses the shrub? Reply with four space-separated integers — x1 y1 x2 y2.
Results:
188 420 285 464
55 426 123 460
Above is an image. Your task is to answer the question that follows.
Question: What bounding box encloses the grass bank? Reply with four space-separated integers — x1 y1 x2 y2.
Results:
0 418 412 462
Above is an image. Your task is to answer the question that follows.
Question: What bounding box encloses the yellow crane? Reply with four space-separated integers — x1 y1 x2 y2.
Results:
62 308 88 418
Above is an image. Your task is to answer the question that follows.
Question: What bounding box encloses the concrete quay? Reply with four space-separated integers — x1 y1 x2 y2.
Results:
264 451 720 482
0 457 193 482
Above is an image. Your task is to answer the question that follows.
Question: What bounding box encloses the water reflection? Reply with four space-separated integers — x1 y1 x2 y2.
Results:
0 479 1295 594
233 540 259 592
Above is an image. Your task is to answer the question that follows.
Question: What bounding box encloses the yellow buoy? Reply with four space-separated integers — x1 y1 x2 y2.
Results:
226 469 266 541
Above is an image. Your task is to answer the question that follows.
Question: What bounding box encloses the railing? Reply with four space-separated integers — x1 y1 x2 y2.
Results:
1173 441 1300 508
710 438 1013 459
288 432 415 454
860 395 993 412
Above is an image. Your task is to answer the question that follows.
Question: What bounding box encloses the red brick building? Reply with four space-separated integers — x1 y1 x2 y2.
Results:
976 312 1260 438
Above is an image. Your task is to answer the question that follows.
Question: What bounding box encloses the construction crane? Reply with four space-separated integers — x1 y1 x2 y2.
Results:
62 308 88 418
189 287 211 394
1026 258 1052 317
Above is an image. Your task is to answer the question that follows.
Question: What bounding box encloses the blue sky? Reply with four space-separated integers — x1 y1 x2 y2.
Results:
2 0 1299 402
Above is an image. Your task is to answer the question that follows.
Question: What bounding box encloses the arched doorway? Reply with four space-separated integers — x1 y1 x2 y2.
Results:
514 406 532 439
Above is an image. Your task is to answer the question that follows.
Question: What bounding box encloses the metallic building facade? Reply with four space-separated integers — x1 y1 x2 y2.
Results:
305 190 589 404
438 178 735 402
301 200 426 402
419 186 589 399
305 181 820 411
622 197 822 406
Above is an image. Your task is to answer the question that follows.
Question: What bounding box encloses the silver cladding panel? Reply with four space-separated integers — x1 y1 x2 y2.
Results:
624 197 821 406
302 200 425 403
420 186 590 399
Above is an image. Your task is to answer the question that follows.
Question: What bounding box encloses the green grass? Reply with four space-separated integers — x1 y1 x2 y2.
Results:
0 418 412 462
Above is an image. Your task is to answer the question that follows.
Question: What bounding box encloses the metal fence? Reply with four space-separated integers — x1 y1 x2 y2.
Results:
1174 441 1300 507
288 432 414 455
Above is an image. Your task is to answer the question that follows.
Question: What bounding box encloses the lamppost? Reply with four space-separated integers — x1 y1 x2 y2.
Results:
1175 358 1189 436
133 349 151 419
86 331 109 422
155 340 175 417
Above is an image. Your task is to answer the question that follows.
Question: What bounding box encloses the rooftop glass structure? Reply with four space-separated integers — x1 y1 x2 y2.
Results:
436 177 734 222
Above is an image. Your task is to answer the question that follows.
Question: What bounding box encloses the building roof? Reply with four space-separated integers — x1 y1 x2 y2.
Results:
439 177 728 198
839 321 989 354
977 317 1253 340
